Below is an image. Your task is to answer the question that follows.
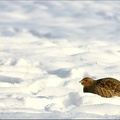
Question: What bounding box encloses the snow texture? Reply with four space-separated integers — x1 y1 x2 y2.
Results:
0 0 120 119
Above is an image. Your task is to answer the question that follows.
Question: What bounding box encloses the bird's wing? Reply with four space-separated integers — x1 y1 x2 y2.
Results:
94 78 120 97
97 78 120 91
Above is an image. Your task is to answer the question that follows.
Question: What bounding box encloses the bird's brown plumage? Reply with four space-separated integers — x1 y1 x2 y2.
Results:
80 77 120 97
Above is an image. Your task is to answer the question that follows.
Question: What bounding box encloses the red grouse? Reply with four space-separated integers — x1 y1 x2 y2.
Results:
80 77 120 97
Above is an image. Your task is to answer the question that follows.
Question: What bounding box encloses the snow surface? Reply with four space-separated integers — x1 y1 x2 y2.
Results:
0 0 120 119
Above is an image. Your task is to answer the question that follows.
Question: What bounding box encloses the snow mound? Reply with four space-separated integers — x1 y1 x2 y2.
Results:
48 67 86 79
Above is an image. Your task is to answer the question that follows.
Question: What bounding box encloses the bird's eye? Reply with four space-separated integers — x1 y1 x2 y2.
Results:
85 80 87 82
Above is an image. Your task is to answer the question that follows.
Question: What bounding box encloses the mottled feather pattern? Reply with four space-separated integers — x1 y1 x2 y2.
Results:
80 77 120 98
97 79 117 90
94 85 114 97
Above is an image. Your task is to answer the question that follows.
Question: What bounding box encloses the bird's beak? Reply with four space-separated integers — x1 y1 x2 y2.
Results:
79 80 83 84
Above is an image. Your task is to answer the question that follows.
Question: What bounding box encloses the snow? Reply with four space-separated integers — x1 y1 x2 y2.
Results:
0 0 120 119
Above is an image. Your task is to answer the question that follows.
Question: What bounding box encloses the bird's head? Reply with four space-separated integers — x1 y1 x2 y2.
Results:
79 77 94 87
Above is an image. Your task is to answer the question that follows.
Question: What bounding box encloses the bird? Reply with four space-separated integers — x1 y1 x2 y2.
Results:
79 77 120 98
